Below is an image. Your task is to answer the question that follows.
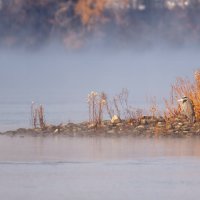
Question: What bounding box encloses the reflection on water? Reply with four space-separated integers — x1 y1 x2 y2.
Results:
1 136 200 161
0 136 200 200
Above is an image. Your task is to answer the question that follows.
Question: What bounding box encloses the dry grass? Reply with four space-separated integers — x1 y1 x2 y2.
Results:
102 88 144 123
105 88 130 120
164 70 200 122
31 102 46 129
147 96 160 118
87 89 144 125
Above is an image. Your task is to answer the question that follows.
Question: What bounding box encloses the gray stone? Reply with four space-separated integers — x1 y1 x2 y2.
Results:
183 131 189 134
157 122 165 127
167 129 174 134
111 115 121 124
136 125 145 130
182 127 190 131
107 130 116 134
140 119 147 125
166 124 172 129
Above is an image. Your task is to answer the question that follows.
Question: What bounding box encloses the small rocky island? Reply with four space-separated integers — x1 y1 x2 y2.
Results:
2 71 200 138
2 115 200 138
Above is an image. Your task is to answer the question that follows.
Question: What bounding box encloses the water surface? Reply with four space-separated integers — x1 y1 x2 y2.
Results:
0 136 200 200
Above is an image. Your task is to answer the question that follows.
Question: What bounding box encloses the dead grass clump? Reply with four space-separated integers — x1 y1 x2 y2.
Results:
164 86 181 122
31 102 46 129
87 91 107 126
75 0 107 26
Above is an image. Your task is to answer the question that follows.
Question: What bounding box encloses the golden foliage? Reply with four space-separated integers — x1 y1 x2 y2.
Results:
164 70 200 121
75 0 107 25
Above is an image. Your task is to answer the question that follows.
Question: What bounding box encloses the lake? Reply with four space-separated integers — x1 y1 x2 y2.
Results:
0 136 200 200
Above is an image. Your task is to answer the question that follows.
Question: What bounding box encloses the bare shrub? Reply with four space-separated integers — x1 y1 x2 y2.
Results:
31 102 46 129
104 88 144 122
147 96 160 118
105 88 129 119
87 91 106 126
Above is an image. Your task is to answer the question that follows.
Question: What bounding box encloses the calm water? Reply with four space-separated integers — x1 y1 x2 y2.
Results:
0 136 200 200
0 102 87 132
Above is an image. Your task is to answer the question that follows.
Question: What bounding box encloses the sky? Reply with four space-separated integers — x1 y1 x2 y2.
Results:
0 46 199 108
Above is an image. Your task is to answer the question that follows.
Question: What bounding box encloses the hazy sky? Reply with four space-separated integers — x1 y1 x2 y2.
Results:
0 46 199 108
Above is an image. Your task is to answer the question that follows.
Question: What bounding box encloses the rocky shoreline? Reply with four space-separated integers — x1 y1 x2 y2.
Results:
1 116 200 138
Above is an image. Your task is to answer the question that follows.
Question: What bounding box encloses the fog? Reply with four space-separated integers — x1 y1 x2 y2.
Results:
0 44 199 130
0 46 199 106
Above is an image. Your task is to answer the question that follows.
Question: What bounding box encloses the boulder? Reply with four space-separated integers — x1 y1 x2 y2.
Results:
111 115 121 124
140 119 147 125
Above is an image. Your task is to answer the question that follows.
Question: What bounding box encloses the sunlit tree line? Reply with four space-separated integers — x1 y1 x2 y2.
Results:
0 0 200 49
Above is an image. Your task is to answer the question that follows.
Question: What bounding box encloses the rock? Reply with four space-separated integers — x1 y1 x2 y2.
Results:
157 122 165 127
183 131 189 134
107 129 116 134
157 116 165 122
116 123 123 127
174 118 182 122
140 119 147 125
182 127 190 131
16 128 28 133
88 123 97 129
72 128 77 132
136 125 145 131
167 129 174 134
175 126 181 130
178 123 183 126
149 118 158 124
54 129 58 133
166 124 173 129
196 129 200 133
111 115 121 124
77 127 82 132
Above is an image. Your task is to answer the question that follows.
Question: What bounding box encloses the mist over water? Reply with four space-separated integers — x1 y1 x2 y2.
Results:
0 46 199 131
1 136 200 200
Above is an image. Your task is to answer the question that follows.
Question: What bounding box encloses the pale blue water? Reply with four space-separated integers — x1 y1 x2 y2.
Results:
0 102 87 131
0 137 200 200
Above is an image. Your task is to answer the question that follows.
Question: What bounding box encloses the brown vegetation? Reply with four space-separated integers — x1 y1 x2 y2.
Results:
86 69 200 130
164 70 200 122
87 91 107 126
31 102 46 129
87 89 145 126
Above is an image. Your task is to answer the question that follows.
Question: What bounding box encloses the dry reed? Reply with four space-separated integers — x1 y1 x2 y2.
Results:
87 91 106 126
31 102 46 129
